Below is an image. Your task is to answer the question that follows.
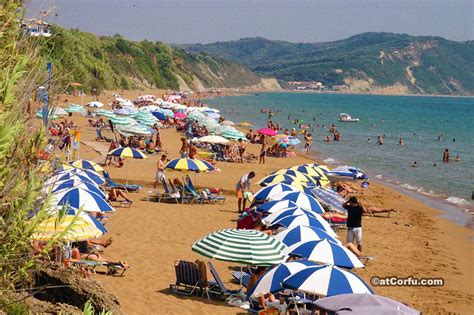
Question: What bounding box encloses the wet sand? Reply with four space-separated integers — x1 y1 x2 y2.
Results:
57 90 473 314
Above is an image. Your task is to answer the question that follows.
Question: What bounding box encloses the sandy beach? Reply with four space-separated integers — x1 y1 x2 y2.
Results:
55 90 473 314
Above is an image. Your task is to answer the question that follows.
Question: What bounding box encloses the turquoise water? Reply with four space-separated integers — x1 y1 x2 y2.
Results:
206 93 474 212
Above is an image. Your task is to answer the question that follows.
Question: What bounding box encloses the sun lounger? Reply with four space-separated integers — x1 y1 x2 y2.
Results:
231 270 251 288
185 176 226 204
103 170 142 192
170 260 222 300
207 262 242 296
158 178 180 203
109 200 133 208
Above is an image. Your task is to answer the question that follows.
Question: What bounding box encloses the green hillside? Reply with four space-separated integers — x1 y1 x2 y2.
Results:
39 26 263 93
181 33 474 95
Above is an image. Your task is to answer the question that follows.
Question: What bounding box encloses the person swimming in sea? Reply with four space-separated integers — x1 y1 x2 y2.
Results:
455 154 461 161
412 161 418 167
399 138 404 146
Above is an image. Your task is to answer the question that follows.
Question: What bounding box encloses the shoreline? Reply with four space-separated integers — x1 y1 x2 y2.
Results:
204 92 474 226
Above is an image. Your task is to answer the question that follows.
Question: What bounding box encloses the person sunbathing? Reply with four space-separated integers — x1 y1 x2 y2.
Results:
68 241 129 269
108 187 132 203
247 266 277 308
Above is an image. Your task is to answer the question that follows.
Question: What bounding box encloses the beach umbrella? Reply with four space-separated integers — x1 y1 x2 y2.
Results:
274 225 341 247
284 239 364 269
107 147 147 184
31 209 107 241
254 183 302 201
191 229 287 266
70 159 104 172
221 120 235 126
290 165 325 178
196 135 230 145
65 105 84 113
311 187 346 212
56 169 105 185
247 260 318 299
110 116 130 125
96 110 116 118
282 265 374 297
269 191 325 213
278 136 300 146
51 187 113 213
50 179 106 198
257 128 277 137
272 169 317 185
139 105 161 113
152 111 167 121
44 173 97 187
305 163 330 174
313 294 420 315
108 147 147 159
165 158 214 173
256 199 300 214
326 166 369 181
258 174 300 187
271 214 336 238
174 112 186 120
262 207 318 226
86 101 104 108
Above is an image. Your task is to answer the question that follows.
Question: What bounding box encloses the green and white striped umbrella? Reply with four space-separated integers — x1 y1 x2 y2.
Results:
110 116 129 125
192 229 287 266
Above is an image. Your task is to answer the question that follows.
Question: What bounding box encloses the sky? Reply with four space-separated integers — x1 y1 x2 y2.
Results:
26 0 473 44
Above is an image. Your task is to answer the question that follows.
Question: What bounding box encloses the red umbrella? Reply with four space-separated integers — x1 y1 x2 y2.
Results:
257 128 278 136
174 112 186 119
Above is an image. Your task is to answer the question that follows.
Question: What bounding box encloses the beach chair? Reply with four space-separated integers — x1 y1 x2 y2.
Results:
207 262 243 296
186 176 226 204
170 260 222 300
231 270 251 288
103 171 142 192
158 178 180 203
183 182 205 204
168 179 193 204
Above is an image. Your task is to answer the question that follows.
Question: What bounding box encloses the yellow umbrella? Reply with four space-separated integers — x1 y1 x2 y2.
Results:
273 169 316 184
31 209 107 241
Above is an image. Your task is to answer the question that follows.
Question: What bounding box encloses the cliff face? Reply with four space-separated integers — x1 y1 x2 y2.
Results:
40 26 277 93
181 33 474 95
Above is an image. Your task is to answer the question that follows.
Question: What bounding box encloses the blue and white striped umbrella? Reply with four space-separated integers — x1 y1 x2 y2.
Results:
282 265 373 297
254 183 301 201
262 207 318 226
274 225 341 247
56 169 105 185
50 179 106 198
269 191 325 214
310 188 346 212
247 260 318 299
51 187 113 213
326 166 369 181
45 172 98 187
284 239 364 269
271 214 337 238
256 200 300 214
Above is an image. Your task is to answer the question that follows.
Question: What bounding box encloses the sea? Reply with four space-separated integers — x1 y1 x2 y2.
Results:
205 92 474 224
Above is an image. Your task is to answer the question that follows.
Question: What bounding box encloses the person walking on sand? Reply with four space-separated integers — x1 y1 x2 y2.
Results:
154 155 167 188
443 148 450 163
343 196 366 252
238 138 246 163
179 137 189 158
259 135 266 164
236 171 255 213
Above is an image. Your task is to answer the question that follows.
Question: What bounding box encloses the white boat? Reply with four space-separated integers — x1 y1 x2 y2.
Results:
338 113 360 122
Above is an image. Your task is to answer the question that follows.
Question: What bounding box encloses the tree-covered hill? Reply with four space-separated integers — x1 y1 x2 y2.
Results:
180 33 474 95
40 26 267 93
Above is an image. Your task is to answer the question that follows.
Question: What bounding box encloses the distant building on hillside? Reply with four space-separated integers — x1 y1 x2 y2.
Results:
287 81 325 91
20 19 52 37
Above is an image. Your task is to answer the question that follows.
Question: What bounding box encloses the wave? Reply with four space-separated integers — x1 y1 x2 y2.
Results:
446 196 470 207
375 174 383 179
323 157 335 163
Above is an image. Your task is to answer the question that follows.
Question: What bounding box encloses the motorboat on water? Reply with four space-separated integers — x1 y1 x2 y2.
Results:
338 113 360 122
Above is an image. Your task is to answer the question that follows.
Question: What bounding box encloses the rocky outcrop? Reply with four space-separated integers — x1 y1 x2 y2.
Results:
32 264 123 314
